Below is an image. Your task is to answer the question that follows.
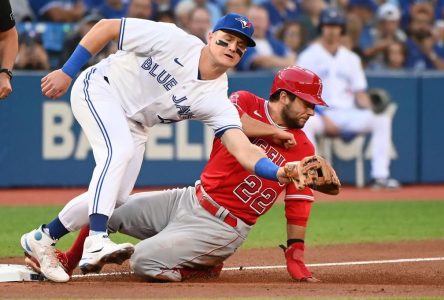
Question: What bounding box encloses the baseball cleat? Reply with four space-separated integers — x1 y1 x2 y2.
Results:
20 226 70 282
24 250 73 277
79 234 134 274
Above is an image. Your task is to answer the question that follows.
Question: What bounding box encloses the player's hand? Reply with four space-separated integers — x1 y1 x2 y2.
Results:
276 165 297 184
0 74 12 99
271 129 296 149
41 69 72 99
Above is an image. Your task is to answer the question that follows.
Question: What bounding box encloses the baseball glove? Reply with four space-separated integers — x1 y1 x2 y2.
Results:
284 155 341 195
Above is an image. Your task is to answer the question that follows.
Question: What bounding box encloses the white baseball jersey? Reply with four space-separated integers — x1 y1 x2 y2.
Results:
297 43 367 109
95 18 241 136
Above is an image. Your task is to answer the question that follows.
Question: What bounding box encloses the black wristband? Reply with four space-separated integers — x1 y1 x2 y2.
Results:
0 68 12 80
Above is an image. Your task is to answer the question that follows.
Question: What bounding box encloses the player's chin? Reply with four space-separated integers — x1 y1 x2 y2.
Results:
221 54 239 66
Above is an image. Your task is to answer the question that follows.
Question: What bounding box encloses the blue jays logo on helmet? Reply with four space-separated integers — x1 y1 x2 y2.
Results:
213 13 256 47
235 17 252 29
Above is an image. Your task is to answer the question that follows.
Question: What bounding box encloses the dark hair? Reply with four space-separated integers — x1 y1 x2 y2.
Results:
275 20 306 52
269 89 296 102
383 41 407 66
154 9 175 22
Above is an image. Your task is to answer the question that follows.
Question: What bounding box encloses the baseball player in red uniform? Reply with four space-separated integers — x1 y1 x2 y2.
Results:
20 13 304 283
26 67 338 282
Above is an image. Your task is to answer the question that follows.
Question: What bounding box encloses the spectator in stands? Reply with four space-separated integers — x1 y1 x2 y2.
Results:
174 0 197 28
433 20 444 59
261 0 300 34
297 0 326 43
15 31 50 70
380 41 407 70
96 0 129 18
349 0 378 62
237 5 296 71
360 3 407 68
186 7 212 42
9 0 34 21
342 12 364 57
405 6 444 70
193 0 222 23
127 0 153 19
175 0 221 25
298 7 400 189
224 0 250 16
154 0 172 13
0 0 18 99
30 0 85 22
155 9 176 23
399 0 435 30
275 20 306 56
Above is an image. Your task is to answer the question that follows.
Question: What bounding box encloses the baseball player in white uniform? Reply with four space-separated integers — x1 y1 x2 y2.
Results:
297 7 399 189
25 67 339 283
20 14 300 283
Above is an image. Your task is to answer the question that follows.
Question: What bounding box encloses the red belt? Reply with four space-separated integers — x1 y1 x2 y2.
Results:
196 185 238 228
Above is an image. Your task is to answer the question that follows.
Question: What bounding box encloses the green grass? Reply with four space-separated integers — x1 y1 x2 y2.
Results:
1 201 444 257
244 200 444 248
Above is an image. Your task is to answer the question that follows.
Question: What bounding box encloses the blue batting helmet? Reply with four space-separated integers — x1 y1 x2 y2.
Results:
319 7 346 34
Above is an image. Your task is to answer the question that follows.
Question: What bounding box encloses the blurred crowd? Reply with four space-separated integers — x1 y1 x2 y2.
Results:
9 0 444 72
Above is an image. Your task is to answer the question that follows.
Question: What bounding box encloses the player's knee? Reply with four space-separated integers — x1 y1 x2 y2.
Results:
112 143 135 164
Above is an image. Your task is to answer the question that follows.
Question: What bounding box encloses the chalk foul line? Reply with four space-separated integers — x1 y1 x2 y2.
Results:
72 256 444 278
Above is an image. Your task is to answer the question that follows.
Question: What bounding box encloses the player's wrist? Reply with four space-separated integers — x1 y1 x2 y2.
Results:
254 157 279 181
62 45 92 79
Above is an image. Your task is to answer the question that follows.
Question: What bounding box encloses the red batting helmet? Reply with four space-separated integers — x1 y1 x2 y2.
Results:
270 66 327 106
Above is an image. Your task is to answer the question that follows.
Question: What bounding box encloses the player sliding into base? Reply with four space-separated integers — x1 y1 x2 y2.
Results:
20 13 308 283
25 67 341 282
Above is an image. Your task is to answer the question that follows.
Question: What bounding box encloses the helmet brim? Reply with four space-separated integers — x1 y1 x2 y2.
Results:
297 92 328 107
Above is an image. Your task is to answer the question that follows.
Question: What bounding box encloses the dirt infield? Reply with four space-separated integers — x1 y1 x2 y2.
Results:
1 185 443 298
1 240 443 298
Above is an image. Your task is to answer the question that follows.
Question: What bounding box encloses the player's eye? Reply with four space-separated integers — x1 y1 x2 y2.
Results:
235 47 246 57
216 39 246 57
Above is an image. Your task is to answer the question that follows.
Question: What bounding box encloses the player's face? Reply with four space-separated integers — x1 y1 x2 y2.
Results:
281 94 315 129
321 24 342 44
208 31 248 67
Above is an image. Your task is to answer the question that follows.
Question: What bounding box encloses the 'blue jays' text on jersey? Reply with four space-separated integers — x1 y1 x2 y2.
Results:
92 18 241 137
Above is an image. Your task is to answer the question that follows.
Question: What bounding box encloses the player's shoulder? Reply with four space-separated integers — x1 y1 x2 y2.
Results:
299 43 322 58
338 46 362 63
126 18 204 44
230 90 264 105
230 90 255 99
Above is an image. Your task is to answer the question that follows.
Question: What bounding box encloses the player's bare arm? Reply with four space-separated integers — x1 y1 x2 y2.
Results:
221 128 296 184
41 19 121 99
240 113 296 148
0 26 18 99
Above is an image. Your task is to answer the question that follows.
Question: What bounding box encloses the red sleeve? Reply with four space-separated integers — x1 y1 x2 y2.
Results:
229 90 257 117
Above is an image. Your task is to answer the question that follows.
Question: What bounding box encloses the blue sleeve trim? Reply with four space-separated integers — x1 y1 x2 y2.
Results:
118 18 126 50
214 125 242 138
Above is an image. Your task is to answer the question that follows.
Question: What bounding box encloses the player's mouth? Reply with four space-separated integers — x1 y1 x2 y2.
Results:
224 53 234 59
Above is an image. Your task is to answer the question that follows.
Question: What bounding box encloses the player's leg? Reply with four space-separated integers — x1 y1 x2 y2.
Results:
128 187 248 282
283 200 318 282
326 108 398 187
70 68 142 273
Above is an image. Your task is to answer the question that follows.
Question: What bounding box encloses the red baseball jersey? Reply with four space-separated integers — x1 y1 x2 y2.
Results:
200 91 315 225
